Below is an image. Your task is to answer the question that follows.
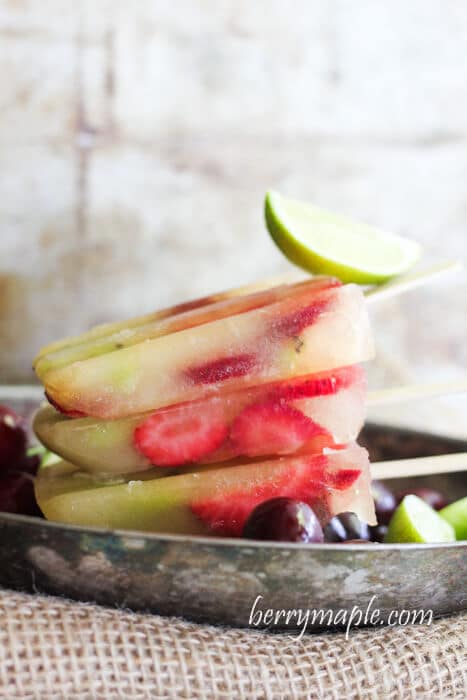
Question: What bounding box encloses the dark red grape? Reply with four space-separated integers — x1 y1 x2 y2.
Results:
242 497 324 543
0 471 41 516
396 487 449 512
0 406 27 471
16 451 41 476
324 512 370 542
369 524 388 543
371 480 397 525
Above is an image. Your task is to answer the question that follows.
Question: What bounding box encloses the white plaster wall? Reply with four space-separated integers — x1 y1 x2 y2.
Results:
0 1 466 434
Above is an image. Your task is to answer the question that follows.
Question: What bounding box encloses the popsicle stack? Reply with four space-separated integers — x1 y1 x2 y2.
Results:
33 276 377 535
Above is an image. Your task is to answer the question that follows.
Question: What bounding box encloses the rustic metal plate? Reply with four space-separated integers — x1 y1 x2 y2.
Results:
0 388 465 629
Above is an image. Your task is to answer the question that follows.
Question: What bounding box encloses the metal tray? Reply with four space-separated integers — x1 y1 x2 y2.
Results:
0 389 466 630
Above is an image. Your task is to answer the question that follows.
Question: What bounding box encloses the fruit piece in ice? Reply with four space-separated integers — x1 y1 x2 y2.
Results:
439 497 467 540
229 401 325 458
384 495 455 544
186 456 368 537
242 498 324 543
323 511 370 542
133 404 228 466
41 280 374 419
34 366 366 473
35 443 376 535
184 353 257 385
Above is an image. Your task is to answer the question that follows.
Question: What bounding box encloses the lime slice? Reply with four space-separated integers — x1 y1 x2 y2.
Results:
384 495 455 544
439 497 467 540
265 191 421 283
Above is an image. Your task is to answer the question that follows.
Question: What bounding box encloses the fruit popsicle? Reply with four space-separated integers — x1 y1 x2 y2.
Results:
34 274 297 366
36 283 304 380
38 280 374 419
34 366 366 474
35 443 376 535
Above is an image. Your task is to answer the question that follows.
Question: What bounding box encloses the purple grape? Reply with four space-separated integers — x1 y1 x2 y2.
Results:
396 487 449 512
0 406 27 472
323 512 370 542
17 451 41 476
369 524 388 543
242 498 324 543
0 471 41 516
371 480 397 525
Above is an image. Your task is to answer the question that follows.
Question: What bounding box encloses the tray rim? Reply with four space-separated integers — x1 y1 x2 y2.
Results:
1 509 465 552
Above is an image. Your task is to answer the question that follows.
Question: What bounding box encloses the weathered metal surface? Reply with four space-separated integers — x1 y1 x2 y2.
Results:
0 391 465 629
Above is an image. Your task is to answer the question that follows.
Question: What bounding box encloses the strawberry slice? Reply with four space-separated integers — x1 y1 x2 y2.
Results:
229 400 329 458
134 406 228 466
271 297 331 338
184 353 257 386
191 460 363 537
191 457 329 536
267 365 364 402
325 468 362 490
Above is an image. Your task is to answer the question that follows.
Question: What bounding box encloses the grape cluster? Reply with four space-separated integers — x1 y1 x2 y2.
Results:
241 481 450 544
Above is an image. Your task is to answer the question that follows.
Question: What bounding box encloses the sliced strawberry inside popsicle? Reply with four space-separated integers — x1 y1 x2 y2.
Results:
191 459 363 536
134 405 228 466
229 401 328 457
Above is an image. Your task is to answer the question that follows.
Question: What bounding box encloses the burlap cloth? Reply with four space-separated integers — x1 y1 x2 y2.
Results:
0 589 465 699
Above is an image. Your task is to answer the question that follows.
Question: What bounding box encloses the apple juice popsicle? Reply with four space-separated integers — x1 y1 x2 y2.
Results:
36 279 374 419
35 442 376 536
34 275 297 367
34 366 366 474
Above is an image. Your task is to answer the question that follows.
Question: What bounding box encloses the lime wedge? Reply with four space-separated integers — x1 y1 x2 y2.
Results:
40 449 62 470
439 497 467 540
384 495 455 544
265 191 421 283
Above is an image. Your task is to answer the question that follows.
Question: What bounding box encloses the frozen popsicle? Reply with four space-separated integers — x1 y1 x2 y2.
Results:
34 274 299 365
34 365 366 474
38 279 374 419
35 442 376 535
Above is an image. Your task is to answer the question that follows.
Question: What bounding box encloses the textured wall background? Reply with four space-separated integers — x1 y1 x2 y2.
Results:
0 1 466 433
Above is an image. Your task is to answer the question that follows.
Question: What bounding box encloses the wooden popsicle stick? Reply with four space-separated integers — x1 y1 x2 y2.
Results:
211 260 462 305
364 260 462 304
237 261 462 302
368 379 467 407
371 452 467 480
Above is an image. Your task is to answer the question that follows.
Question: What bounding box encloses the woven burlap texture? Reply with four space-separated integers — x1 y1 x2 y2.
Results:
0 589 465 700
